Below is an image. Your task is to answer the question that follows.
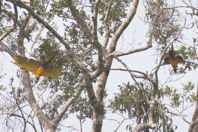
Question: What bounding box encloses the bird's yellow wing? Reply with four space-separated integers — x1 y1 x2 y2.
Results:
169 60 179 72
12 55 41 74
12 55 61 78
41 66 61 78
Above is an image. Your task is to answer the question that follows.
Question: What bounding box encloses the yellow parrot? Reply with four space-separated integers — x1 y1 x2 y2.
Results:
12 55 61 81
164 46 184 72
164 55 184 72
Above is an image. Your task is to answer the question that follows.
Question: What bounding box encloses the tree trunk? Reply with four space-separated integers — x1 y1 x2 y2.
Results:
91 61 111 132
46 128 56 132
189 85 198 132
92 110 104 132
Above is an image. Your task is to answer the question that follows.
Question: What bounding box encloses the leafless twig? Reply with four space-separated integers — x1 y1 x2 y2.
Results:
0 2 18 41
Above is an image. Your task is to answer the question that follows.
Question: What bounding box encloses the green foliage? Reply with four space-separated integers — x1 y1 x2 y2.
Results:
30 36 90 120
99 0 131 35
50 0 74 22
32 0 50 17
109 82 151 122
109 82 177 132
70 95 92 119
178 46 197 60
145 0 180 49
145 0 197 74
177 45 198 72
162 82 196 107
0 1 13 21
182 82 196 102
28 19 94 119
110 80 196 131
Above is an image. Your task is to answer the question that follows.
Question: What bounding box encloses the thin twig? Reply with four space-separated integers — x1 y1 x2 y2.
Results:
114 57 141 88
0 2 18 41
168 109 190 124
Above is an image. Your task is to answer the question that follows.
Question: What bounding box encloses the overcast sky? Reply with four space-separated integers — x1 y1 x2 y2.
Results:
0 0 197 131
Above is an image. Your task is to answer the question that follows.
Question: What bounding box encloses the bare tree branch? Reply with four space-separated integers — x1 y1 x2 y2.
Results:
14 97 27 132
113 118 128 132
103 0 113 48
23 72 56 129
53 81 85 124
168 109 190 124
23 16 36 41
110 67 155 84
29 24 44 54
10 113 37 132
111 35 153 57
109 0 139 52
114 57 140 87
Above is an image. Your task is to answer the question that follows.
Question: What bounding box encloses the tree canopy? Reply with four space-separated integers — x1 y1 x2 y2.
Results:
0 0 198 132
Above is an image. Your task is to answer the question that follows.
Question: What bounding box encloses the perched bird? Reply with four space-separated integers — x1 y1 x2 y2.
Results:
12 55 61 81
164 55 184 72
163 46 184 72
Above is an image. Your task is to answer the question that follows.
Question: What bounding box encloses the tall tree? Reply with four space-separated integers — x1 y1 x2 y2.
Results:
0 0 197 132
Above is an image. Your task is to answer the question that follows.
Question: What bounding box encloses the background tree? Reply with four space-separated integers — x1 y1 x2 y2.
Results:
110 0 198 132
0 0 197 132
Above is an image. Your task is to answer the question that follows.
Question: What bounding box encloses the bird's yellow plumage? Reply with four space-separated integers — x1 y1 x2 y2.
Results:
163 45 184 72
12 55 61 79
35 67 45 79
164 55 184 72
